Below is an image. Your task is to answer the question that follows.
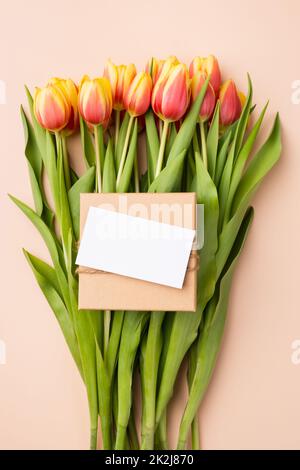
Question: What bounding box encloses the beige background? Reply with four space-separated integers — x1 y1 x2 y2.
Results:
1 0 300 450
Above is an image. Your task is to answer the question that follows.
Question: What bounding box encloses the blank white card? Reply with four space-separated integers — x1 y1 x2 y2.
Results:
76 207 196 289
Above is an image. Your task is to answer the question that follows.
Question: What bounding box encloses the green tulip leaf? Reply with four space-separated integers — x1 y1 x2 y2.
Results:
231 113 281 214
224 102 268 221
27 161 43 217
20 106 42 183
177 207 254 449
20 105 55 227
206 101 220 179
148 149 186 193
117 120 138 193
68 166 95 240
116 311 149 449
116 112 130 169
95 337 112 449
9 194 71 312
165 123 177 159
23 249 83 379
218 75 253 229
25 85 47 156
70 168 79 185
145 110 160 183
57 139 74 256
103 139 116 193
234 74 253 157
216 114 281 278
215 130 232 187
79 116 95 168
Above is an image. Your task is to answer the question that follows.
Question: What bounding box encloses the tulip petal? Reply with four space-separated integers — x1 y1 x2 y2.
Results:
219 80 242 126
161 65 190 121
34 85 70 131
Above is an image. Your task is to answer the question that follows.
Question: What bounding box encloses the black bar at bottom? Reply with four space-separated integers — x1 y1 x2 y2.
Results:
0 449 299 466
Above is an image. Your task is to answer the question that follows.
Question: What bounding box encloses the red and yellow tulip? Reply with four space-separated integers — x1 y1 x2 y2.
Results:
189 55 221 94
47 78 79 135
104 60 136 110
124 72 152 117
34 83 71 132
78 76 112 126
191 71 216 122
146 56 178 85
152 61 190 122
219 79 244 126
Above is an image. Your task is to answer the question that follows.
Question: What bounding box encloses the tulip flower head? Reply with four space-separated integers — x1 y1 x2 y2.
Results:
124 72 152 117
146 56 179 85
189 55 221 93
191 71 216 122
78 76 112 126
146 58 164 85
104 60 136 110
47 77 79 135
152 62 190 122
34 83 71 132
219 79 244 127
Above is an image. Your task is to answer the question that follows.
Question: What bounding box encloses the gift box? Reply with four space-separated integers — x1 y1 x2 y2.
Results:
77 193 198 311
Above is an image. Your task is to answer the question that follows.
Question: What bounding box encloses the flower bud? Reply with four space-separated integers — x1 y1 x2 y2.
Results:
104 60 136 110
78 76 112 126
124 72 152 117
34 83 70 132
146 56 178 85
191 71 216 122
48 78 79 134
152 62 190 122
189 55 221 93
219 79 244 126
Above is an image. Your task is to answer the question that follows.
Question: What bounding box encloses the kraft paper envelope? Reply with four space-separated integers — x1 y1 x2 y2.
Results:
78 193 198 311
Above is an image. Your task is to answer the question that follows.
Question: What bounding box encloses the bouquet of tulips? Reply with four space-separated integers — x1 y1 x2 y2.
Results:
11 55 281 450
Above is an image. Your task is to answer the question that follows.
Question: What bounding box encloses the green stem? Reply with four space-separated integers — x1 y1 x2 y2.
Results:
192 130 200 155
154 411 168 449
158 119 163 139
155 120 169 177
116 312 148 449
54 131 60 155
96 315 123 450
94 125 103 192
62 136 71 190
94 125 110 359
106 311 125 380
141 313 165 450
116 115 134 188
68 277 99 451
128 408 139 450
98 380 112 449
187 342 201 450
90 427 98 450
94 125 112 443
115 110 120 149
115 424 127 450
191 415 200 450
104 309 111 359
134 151 139 192
199 121 208 169
54 132 71 270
